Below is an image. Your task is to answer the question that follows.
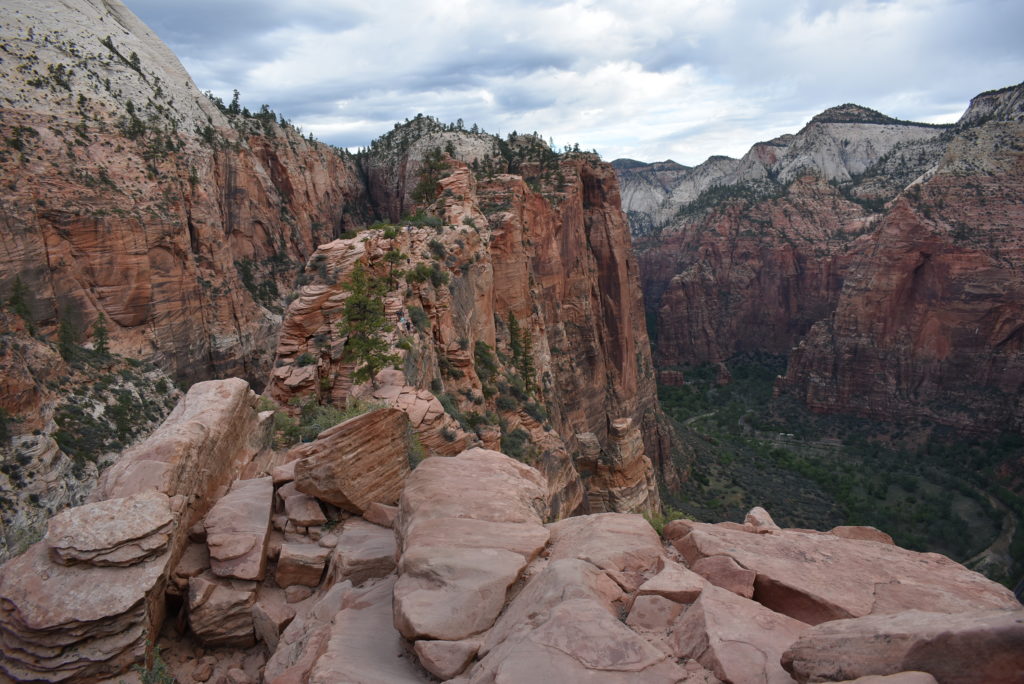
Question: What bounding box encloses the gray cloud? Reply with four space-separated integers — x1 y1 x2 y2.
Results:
124 0 1024 164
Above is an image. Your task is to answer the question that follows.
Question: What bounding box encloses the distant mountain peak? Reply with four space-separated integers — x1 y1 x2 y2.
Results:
808 103 900 125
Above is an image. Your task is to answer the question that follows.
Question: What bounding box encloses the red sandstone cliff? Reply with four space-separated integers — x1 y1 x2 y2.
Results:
266 121 675 516
0 0 371 391
625 85 1024 434
780 95 1024 432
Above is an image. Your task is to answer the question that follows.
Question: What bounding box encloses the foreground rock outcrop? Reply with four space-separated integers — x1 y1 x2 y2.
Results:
2 419 1020 683
0 379 269 681
266 119 671 517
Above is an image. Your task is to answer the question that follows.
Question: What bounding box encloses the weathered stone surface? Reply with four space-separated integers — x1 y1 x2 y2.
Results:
188 572 257 648
396 545 528 641
840 675 938 684
275 543 330 588
691 555 756 599
479 558 626 655
0 541 162 681
394 449 549 645
463 598 692 683
363 502 399 528
675 522 1019 624
626 594 686 631
284 493 327 527
271 460 298 485
45 490 174 567
636 558 706 604
0 380 265 682
782 609 1024 684
830 525 895 545
253 590 296 652
307 578 427 684
673 584 810 684
546 513 665 592
414 639 480 680
264 581 353 683
204 477 274 581
745 506 781 533
170 543 211 595
291 408 411 513
327 519 397 586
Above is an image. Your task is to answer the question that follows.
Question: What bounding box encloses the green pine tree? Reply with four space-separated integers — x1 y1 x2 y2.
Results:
92 312 109 356
338 264 398 386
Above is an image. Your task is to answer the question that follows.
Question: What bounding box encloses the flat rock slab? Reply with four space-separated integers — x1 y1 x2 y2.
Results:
691 555 755 598
462 598 692 683
637 559 706 604
328 519 397 586
782 609 1024 684
674 522 1019 625
292 408 411 513
402 517 549 560
45 489 174 567
307 578 428 684
0 540 165 681
205 477 274 581
673 584 810 684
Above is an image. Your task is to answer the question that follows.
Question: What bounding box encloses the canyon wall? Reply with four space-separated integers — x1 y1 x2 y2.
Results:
267 120 674 516
0 0 371 390
622 85 1024 433
0 2 674 526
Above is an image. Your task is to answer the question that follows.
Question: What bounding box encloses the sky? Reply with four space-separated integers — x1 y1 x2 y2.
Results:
124 0 1024 166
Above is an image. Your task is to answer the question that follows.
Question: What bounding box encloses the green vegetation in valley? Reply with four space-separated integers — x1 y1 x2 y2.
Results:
660 353 1021 585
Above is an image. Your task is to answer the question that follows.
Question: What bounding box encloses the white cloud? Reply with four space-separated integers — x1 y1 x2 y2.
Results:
125 0 1024 164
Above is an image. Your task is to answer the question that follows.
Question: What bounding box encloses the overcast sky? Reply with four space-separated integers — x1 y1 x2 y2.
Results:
124 0 1024 165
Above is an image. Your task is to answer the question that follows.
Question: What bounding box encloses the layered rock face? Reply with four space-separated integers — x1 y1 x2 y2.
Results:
623 83 1024 433
0 379 270 681
267 121 669 516
780 91 1024 431
3 407 1021 683
0 0 370 390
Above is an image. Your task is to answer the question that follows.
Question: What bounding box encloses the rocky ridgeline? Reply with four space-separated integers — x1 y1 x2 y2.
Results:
1 0 674 525
266 132 669 516
621 82 1024 433
1 378 1021 683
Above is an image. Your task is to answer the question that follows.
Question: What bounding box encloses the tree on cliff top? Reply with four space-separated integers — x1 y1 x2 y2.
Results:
338 264 398 386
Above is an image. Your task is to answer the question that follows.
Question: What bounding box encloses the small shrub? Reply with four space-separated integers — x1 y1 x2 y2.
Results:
500 428 531 461
496 395 517 412
295 352 316 367
408 306 429 331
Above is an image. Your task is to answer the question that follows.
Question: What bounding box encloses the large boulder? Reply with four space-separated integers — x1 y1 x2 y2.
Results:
393 449 549 647
0 379 268 682
672 583 810 684
782 609 1024 684
44 489 174 567
326 518 397 586
674 520 1019 624
292 408 411 513
204 477 274 581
